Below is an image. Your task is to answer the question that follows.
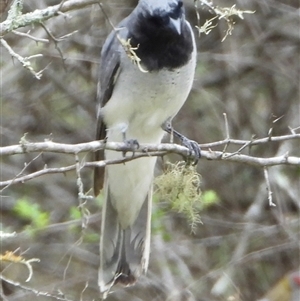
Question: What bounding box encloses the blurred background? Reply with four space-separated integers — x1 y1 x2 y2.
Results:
1 0 299 300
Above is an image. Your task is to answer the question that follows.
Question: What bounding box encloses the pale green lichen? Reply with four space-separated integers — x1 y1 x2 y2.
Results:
155 161 202 233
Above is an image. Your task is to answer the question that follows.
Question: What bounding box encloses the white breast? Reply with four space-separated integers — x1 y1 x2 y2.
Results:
102 33 196 228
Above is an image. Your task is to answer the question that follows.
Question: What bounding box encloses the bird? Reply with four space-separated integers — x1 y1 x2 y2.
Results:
93 0 200 295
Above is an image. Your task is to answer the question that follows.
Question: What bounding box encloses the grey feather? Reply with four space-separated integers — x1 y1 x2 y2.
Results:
93 21 124 195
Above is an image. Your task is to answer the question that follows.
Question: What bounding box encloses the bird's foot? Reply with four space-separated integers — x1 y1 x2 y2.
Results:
180 136 201 165
162 120 201 165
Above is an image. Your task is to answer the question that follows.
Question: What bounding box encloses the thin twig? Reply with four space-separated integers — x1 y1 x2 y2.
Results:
80 281 89 301
74 154 91 231
200 133 300 148
264 166 276 207
1 152 43 191
194 1 255 41
0 38 43 79
12 30 49 43
58 0 67 11
222 113 230 154
98 2 148 73
40 22 65 63
224 113 230 140
0 274 76 301
224 138 254 159
98 2 117 31
0 151 168 190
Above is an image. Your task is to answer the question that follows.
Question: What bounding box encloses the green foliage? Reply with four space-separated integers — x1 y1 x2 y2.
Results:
69 206 82 220
13 197 49 229
83 232 99 243
154 161 202 233
201 190 220 208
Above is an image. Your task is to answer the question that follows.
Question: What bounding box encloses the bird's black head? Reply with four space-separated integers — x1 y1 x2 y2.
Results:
138 0 185 36
128 0 193 71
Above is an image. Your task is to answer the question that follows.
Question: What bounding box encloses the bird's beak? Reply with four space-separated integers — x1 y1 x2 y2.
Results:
170 17 182 35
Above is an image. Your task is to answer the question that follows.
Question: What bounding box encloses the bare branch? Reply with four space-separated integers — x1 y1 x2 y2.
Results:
0 231 16 239
0 134 299 189
0 140 187 156
1 1 85 77
1 148 298 189
0 0 100 36
1 133 300 158
0 274 76 301
0 38 43 79
74 153 92 232
99 3 148 73
194 0 255 41
264 167 276 207
0 164 76 191
0 150 168 189
221 112 230 154
1 152 43 191
12 29 49 42
200 133 300 148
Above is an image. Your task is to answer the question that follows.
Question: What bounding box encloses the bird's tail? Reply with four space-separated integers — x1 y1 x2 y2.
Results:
98 185 152 295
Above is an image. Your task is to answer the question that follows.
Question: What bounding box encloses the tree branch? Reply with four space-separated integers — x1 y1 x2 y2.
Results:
200 133 300 148
0 0 95 78
0 0 99 36
0 274 76 301
2 132 300 158
0 38 44 79
1 134 299 189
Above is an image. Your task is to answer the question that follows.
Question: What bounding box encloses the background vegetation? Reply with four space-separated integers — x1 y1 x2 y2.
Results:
1 0 299 300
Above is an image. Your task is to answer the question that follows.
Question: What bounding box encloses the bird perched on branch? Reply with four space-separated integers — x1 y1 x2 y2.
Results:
94 0 200 295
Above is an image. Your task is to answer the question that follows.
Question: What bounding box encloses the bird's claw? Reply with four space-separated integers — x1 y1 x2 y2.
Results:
181 137 201 165
161 120 201 165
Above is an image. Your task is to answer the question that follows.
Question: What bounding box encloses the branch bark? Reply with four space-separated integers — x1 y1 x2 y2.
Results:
0 0 99 36
1 138 299 167
1 135 299 189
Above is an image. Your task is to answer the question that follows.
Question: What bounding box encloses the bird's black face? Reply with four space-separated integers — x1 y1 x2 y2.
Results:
129 0 192 71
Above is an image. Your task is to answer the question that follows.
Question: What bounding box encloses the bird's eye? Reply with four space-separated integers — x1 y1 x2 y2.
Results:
169 1 183 19
174 0 183 12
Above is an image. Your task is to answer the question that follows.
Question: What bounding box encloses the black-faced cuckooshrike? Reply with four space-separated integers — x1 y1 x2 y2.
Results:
94 0 200 295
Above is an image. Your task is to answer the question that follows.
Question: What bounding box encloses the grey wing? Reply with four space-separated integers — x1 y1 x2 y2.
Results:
93 29 122 196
